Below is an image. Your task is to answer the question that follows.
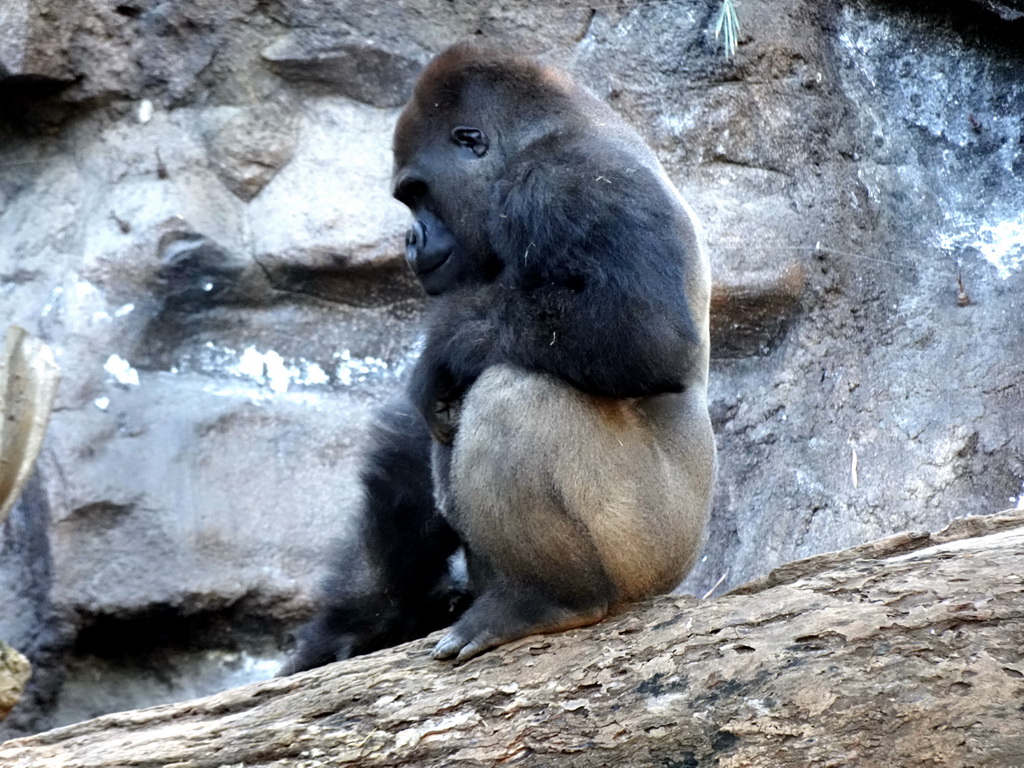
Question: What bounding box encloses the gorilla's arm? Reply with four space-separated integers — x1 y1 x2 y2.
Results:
408 294 496 443
409 159 700 433
494 155 700 394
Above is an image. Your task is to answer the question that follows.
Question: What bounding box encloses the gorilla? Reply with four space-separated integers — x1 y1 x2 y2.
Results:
282 43 715 671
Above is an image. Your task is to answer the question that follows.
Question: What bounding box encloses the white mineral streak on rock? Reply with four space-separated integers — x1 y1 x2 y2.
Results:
103 354 140 386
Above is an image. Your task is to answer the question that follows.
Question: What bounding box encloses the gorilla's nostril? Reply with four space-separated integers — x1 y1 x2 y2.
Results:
407 220 426 249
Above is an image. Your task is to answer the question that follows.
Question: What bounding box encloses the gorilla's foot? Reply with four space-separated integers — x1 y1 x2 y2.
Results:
278 633 355 677
431 589 607 662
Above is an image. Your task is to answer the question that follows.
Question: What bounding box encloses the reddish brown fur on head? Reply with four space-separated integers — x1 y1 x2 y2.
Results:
410 42 556 108
393 43 580 169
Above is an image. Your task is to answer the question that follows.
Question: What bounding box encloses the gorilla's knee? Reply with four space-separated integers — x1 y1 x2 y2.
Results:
450 366 711 604
444 366 615 603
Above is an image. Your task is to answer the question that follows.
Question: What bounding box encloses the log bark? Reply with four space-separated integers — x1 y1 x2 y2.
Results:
3 511 1023 767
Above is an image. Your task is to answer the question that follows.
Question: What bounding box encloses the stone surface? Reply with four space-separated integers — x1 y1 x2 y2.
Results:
969 0 1024 20
0 474 58 735
0 0 73 83
680 0 1024 595
0 0 1022 738
0 0 278 107
245 98 413 286
261 31 425 108
202 99 300 202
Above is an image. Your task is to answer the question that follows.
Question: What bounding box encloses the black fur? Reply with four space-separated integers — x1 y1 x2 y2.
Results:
284 43 712 671
397 52 700 438
281 401 468 674
407 158 698 439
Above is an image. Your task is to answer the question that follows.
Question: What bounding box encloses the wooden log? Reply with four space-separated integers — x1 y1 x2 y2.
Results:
2 511 1023 767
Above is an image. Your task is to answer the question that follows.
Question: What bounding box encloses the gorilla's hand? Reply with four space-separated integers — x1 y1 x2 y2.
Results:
408 290 496 444
432 398 462 446
408 356 460 445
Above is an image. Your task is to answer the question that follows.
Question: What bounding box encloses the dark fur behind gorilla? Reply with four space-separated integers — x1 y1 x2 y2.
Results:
284 43 714 671
280 403 467 673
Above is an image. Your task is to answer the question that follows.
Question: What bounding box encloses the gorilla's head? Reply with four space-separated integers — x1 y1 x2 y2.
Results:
391 44 578 296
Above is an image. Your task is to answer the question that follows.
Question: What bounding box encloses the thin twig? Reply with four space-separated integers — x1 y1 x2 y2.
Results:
715 0 740 59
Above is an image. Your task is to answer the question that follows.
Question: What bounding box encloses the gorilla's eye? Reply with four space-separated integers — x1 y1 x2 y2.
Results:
451 126 489 158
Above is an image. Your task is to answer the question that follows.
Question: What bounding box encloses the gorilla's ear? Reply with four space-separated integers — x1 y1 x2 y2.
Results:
451 126 489 157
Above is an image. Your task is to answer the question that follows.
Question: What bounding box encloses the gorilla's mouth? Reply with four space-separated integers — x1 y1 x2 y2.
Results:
405 220 453 276
413 247 453 276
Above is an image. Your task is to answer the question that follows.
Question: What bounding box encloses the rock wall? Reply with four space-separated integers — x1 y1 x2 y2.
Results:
1 0 1021 736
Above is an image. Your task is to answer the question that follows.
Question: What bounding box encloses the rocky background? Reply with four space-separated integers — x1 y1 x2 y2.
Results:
1 0 1021 737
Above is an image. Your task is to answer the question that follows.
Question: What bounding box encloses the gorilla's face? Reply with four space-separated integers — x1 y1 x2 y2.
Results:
393 123 491 295
392 69 508 296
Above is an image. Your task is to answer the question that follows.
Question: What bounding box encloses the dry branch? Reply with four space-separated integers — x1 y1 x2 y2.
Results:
3 511 1023 767
0 642 31 722
0 326 60 527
